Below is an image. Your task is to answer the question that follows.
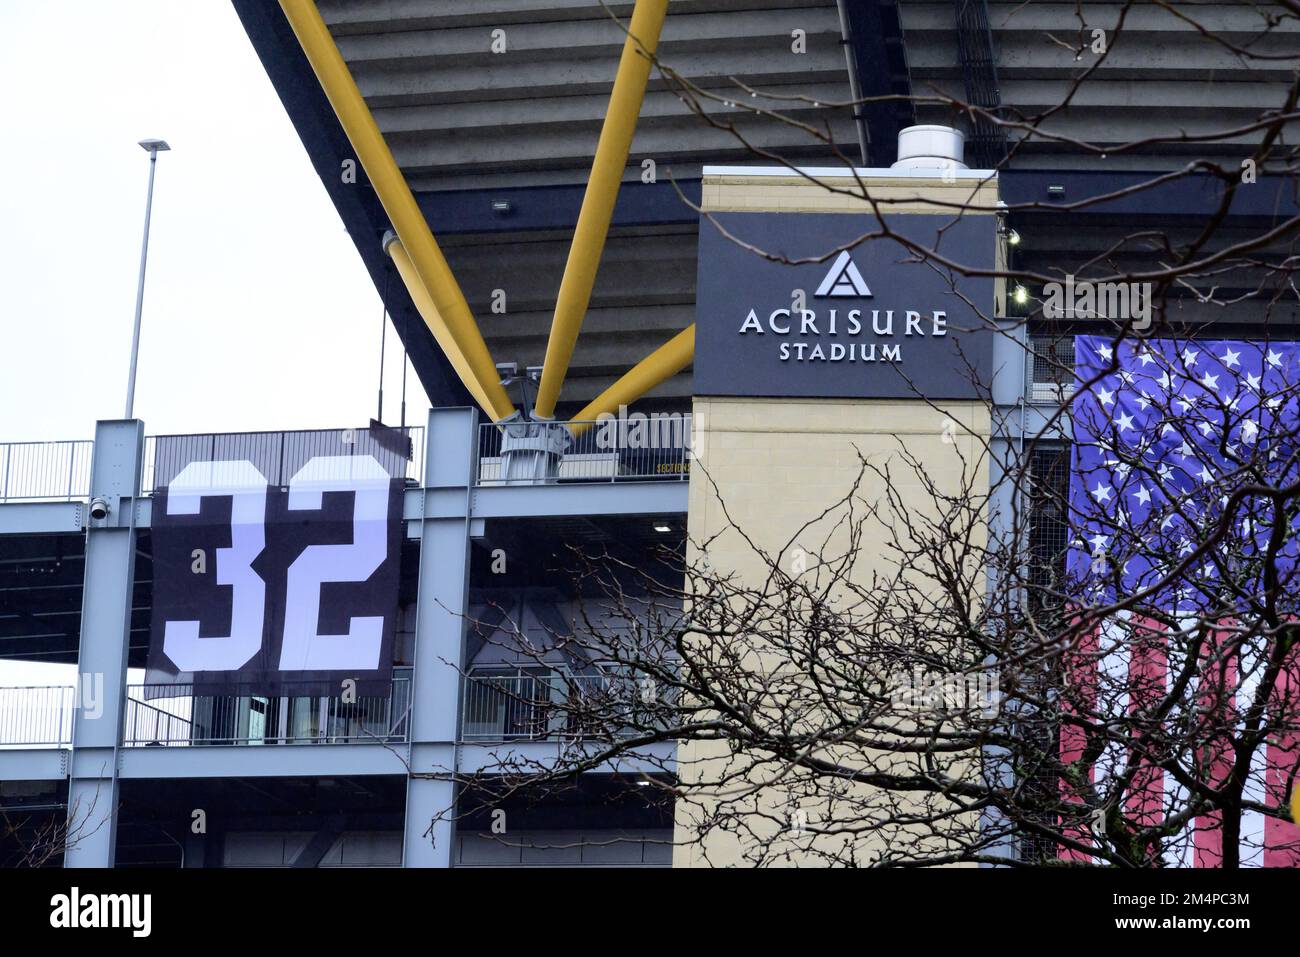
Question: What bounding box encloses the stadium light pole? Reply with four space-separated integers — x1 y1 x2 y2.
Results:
124 138 170 420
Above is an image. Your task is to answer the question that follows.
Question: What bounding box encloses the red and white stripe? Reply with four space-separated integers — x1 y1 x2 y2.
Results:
1058 612 1300 866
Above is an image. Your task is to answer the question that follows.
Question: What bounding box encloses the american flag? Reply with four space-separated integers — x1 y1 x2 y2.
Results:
1063 334 1300 866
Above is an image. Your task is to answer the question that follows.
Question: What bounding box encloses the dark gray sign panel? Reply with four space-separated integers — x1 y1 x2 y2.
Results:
694 211 995 400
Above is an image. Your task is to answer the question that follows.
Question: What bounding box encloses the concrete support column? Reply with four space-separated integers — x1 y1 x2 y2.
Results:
65 419 144 868
403 407 478 867
983 322 1033 865
498 420 567 485
987 319 1030 565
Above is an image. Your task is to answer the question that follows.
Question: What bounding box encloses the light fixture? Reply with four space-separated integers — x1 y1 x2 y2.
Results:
1047 184 1065 197
1007 228 1021 246
124 138 170 419
491 199 512 214
653 522 671 533
1012 285 1029 306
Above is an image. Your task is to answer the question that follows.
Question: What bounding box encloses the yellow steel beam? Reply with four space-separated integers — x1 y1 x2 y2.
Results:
279 0 516 422
533 0 670 420
384 235 497 419
567 325 694 436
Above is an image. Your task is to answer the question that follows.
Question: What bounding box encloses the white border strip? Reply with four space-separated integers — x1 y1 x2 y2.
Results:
701 164 998 180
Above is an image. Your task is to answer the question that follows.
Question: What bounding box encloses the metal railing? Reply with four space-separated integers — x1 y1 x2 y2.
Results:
0 440 94 503
0 426 428 502
476 417 692 485
143 425 425 492
123 675 411 746
1028 334 1077 404
456 830 673 867
461 671 661 742
0 686 75 747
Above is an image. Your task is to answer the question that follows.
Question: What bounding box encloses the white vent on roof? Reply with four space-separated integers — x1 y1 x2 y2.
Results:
891 125 967 173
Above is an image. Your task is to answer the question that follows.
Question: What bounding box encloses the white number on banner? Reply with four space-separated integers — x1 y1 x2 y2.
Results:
279 455 390 671
162 460 269 671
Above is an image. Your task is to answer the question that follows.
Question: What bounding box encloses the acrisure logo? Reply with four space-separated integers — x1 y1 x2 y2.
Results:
814 250 872 298
735 247 947 365
49 887 151 937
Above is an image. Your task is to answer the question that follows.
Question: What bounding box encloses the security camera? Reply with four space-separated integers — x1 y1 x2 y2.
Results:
88 497 110 521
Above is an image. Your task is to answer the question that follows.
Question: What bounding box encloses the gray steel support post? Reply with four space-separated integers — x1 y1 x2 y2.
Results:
982 322 1031 864
499 419 568 484
403 407 478 867
987 320 1030 562
65 419 144 868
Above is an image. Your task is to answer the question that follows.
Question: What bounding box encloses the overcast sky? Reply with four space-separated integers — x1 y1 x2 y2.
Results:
1 1 430 683
1 0 430 445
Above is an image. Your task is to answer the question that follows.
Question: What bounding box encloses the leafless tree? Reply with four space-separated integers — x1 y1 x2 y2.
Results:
445 1 1300 867
1 786 106 868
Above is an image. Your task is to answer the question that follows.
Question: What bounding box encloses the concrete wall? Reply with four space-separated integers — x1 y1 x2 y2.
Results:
674 396 991 866
457 829 672 866
901 0 1300 171
325 0 858 191
672 168 996 866
700 169 1000 214
224 831 403 867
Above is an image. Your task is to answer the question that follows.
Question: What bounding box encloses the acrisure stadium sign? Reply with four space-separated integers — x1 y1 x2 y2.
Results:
694 211 995 401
